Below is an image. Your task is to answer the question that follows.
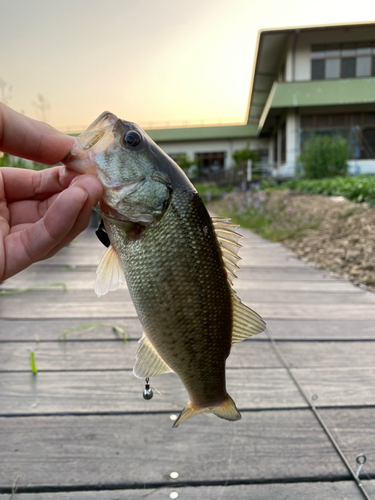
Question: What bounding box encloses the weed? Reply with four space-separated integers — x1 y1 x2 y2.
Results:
338 207 358 219
30 351 38 374
58 323 129 342
0 283 67 295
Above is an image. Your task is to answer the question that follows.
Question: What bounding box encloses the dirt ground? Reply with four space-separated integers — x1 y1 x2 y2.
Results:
210 190 375 291
280 193 375 290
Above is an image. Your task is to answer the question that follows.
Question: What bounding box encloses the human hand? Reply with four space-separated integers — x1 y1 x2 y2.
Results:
0 103 102 281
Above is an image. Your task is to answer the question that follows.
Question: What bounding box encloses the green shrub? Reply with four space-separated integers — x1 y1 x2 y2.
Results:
299 134 349 179
283 175 375 204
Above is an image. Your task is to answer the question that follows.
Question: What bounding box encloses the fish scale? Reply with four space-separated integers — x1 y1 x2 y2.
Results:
106 190 233 406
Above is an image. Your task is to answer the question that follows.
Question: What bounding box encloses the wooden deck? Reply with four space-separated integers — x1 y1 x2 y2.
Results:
1 224 375 499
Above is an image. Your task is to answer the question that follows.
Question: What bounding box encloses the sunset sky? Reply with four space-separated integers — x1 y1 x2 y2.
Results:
1 0 374 131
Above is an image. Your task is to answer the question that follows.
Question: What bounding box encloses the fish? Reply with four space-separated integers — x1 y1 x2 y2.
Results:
64 111 266 427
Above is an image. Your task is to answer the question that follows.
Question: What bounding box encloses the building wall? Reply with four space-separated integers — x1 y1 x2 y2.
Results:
156 138 269 169
274 26 375 177
285 26 375 82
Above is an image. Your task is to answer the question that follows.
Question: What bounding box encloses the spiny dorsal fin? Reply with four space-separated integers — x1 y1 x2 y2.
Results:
95 245 125 297
212 217 242 285
133 333 174 378
212 217 266 341
231 291 266 345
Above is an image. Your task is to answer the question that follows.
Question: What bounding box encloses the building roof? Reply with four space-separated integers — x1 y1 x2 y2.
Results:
145 123 258 143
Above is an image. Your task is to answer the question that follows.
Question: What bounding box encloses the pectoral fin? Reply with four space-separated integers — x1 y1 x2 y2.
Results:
133 333 173 378
94 245 125 297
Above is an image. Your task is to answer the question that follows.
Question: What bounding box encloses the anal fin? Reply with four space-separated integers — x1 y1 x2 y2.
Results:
133 333 173 378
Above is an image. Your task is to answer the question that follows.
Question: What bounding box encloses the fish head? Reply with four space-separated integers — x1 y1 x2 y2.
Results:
65 111 196 224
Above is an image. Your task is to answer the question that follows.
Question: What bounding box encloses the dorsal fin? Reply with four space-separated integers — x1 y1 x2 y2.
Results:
212 217 242 285
212 217 267 342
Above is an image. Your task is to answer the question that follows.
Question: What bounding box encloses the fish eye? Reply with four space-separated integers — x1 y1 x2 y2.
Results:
122 130 142 148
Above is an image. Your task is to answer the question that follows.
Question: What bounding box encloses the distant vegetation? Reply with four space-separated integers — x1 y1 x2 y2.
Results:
0 153 49 170
281 176 375 204
299 134 349 179
232 144 259 165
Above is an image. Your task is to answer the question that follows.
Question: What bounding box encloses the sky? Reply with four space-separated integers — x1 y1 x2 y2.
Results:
1 0 374 131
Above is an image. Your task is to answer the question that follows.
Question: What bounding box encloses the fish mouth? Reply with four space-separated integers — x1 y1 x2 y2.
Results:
74 111 118 153
63 111 119 174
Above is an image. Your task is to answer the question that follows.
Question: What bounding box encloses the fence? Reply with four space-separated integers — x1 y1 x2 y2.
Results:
198 161 275 186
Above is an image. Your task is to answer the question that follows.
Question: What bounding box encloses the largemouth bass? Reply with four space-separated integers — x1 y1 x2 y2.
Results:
64 111 266 427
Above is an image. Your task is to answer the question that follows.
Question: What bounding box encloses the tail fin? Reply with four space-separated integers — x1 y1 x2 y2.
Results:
173 394 241 428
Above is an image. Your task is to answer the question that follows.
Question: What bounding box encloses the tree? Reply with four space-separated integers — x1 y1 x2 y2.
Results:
232 144 259 165
299 134 349 179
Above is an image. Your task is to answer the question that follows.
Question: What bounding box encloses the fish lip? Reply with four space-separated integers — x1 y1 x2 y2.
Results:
85 111 118 132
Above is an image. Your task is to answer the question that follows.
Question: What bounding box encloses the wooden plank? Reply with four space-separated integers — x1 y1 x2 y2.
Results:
0 339 283 372
235 280 362 292
0 482 364 499
0 411 347 489
238 290 375 304
295 367 375 407
281 341 375 368
2 288 372 305
0 318 143 342
3 273 361 292
2 366 374 413
2 300 375 320
0 368 307 415
237 268 334 281
264 320 375 340
3 339 375 372
320 408 375 474
1 318 373 343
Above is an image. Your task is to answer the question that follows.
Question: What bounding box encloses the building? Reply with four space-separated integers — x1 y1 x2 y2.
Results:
146 22 375 178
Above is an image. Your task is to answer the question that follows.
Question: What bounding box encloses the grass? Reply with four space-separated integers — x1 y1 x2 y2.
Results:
58 323 129 342
30 351 38 374
0 283 67 295
212 190 323 242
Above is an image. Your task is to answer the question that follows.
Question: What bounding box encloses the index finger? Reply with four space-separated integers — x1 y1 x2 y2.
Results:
1 166 78 202
0 103 75 165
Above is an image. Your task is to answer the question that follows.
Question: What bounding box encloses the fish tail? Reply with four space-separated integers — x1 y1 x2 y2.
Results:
173 395 241 428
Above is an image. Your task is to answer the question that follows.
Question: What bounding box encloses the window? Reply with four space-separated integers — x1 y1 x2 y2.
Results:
311 41 375 80
195 152 226 171
341 58 356 78
300 112 375 159
311 60 325 80
357 56 372 77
